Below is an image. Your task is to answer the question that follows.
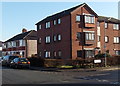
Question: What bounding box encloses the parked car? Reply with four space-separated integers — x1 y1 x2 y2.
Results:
10 58 30 69
2 55 19 66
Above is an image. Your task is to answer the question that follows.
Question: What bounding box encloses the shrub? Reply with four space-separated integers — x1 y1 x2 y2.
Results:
95 53 111 58
27 57 44 67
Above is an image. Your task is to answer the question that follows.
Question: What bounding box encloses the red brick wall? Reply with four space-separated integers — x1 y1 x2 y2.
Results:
37 15 71 59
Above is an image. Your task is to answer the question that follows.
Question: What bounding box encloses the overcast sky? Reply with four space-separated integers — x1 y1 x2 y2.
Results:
1 2 119 41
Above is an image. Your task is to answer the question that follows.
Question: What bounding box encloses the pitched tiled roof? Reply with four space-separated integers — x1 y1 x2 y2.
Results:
36 3 98 25
5 30 34 42
98 16 120 24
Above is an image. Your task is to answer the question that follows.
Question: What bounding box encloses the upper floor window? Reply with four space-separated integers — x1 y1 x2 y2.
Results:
98 36 101 42
58 19 61 24
53 35 57 42
85 15 95 24
45 36 50 43
11 41 16 47
76 15 80 22
39 38 41 43
58 34 61 41
45 51 50 58
113 24 119 30
45 22 50 28
19 40 25 46
105 23 108 28
114 37 119 43
85 33 95 40
54 20 57 25
105 36 109 43
7 42 11 48
39 25 41 29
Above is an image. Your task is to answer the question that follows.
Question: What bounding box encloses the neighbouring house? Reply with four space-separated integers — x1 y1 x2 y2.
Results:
35 3 120 59
2 28 37 58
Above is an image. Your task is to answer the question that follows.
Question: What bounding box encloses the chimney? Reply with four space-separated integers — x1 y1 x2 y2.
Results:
22 28 27 33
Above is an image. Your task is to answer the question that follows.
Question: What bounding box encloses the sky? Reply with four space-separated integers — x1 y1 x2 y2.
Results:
0 1 119 41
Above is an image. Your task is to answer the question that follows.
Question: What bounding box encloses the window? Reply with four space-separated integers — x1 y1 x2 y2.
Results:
53 35 57 42
39 38 41 43
39 52 41 57
54 20 56 25
115 50 120 55
97 22 100 27
114 37 119 43
85 33 95 40
45 36 50 43
77 50 82 57
58 50 62 57
98 36 101 42
45 22 50 28
76 15 80 22
105 36 109 43
58 19 61 24
77 32 81 40
7 42 11 48
113 24 119 30
85 50 94 58
45 51 50 58
58 34 61 41
53 51 57 57
85 15 95 24
105 23 108 28
39 25 41 29
19 40 25 46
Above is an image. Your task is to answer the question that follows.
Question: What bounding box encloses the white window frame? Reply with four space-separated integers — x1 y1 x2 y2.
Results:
114 37 119 43
45 51 50 58
39 25 42 29
45 22 50 28
105 23 108 28
113 24 119 30
105 36 109 43
53 35 57 42
76 15 80 22
45 36 50 43
85 33 95 40
58 19 61 24
58 34 61 41
54 20 56 25
85 15 95 24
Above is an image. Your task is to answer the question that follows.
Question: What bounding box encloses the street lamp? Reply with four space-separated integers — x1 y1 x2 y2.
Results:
104 17 111 67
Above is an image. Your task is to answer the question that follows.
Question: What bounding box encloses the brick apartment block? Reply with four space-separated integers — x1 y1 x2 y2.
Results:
36 3 120 60
2 29 37 58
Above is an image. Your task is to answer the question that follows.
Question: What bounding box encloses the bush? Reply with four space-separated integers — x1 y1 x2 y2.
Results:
27 57 44 67
95 53 111 58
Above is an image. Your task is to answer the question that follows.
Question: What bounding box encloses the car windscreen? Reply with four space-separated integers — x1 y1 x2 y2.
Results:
9 56 19 60
19 58 28 62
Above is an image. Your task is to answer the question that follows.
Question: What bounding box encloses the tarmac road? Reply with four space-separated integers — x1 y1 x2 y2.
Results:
1 65 120 85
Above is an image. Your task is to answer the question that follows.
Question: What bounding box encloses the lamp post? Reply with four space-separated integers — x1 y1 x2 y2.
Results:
104 17 111 67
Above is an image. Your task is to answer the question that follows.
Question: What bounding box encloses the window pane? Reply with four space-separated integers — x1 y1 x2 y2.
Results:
76 15 80 21
58 19 61 24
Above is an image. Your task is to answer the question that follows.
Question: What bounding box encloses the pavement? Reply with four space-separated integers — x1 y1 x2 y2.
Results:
30 66 120 72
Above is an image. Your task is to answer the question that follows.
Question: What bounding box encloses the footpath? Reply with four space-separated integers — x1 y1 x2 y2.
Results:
30 66 120 72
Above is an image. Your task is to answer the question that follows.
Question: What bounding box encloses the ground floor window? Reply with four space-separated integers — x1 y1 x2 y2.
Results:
77 50 82 57
85 50 94 58
115 50 120 55
44 51 50 58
